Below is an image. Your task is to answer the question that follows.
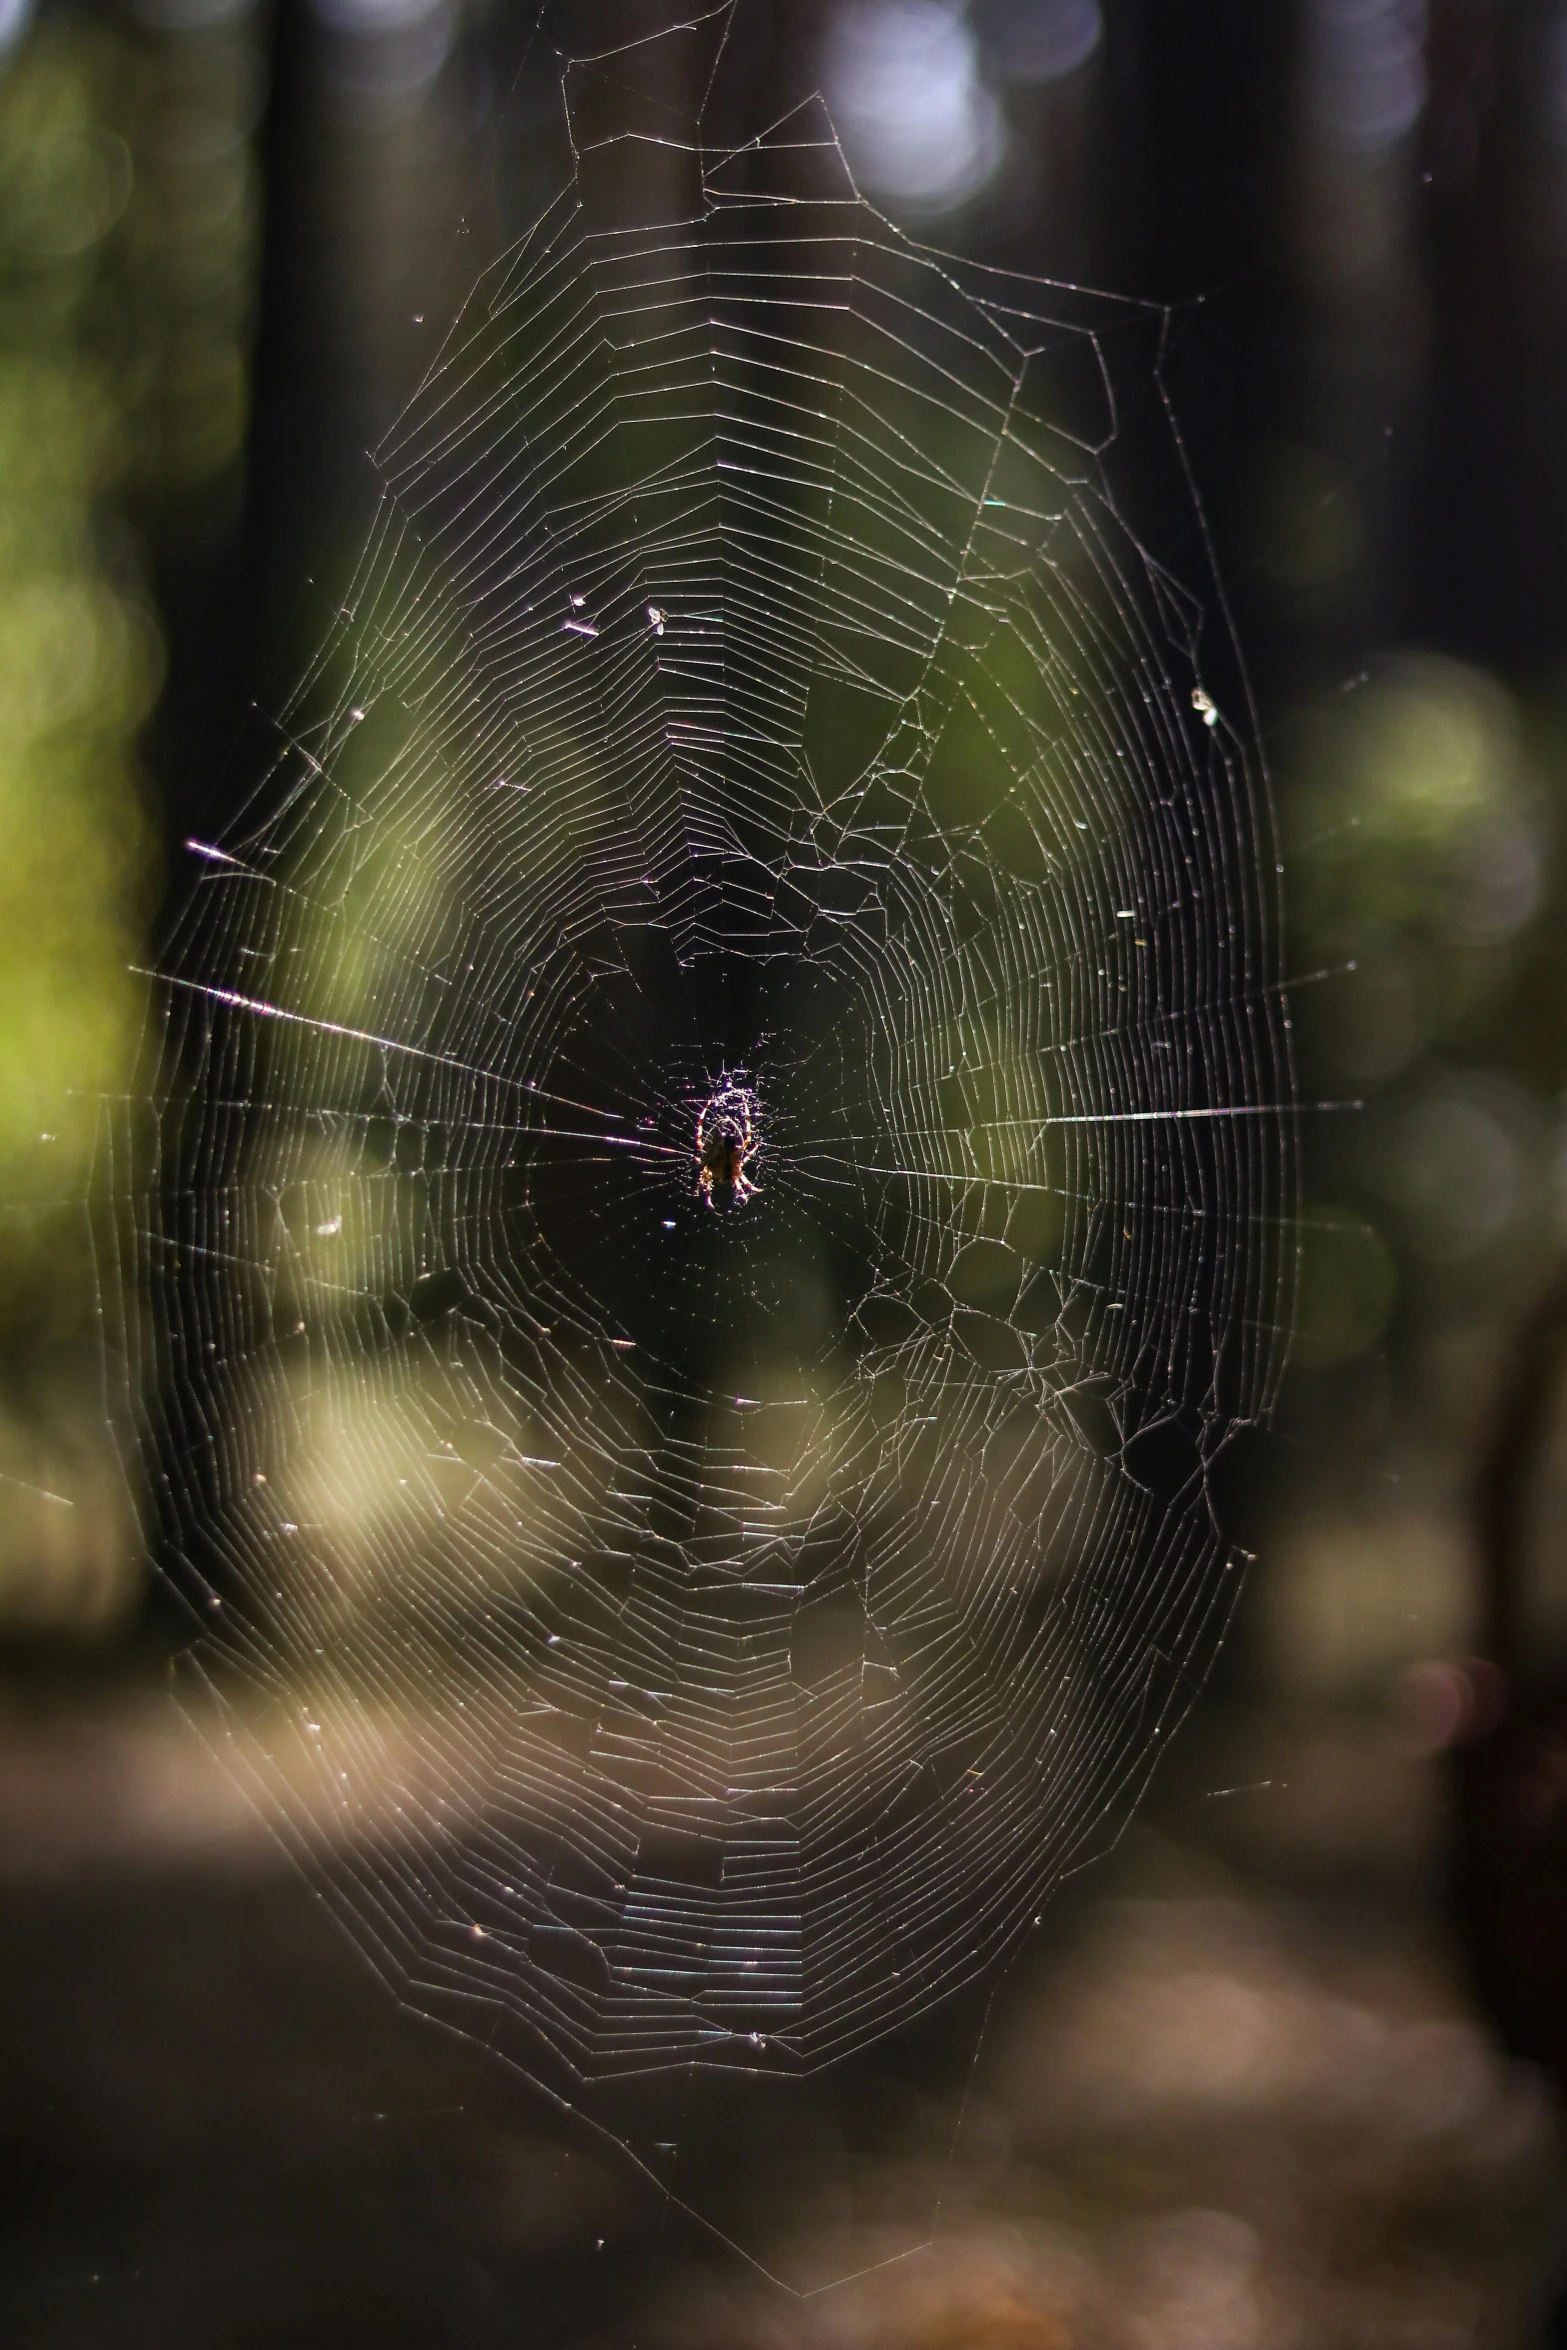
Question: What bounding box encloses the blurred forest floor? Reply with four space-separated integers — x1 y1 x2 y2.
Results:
0 1666 1555 2350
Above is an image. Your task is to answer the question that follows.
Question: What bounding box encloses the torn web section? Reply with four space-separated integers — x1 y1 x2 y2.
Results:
128 4 1293 2283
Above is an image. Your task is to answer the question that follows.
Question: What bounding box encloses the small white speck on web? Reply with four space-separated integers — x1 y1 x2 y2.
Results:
1192 686 1219 726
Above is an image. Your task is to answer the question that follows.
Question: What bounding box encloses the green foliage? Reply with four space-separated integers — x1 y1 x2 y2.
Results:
0 11 262 1635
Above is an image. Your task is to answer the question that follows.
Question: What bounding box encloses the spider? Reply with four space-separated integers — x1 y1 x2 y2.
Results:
696 1091 760 1210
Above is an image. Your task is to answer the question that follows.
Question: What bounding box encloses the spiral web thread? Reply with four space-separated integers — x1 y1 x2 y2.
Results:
94 11 1293 2176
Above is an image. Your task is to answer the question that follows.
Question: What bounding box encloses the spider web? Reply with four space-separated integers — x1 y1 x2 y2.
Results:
92 1 1293 2278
